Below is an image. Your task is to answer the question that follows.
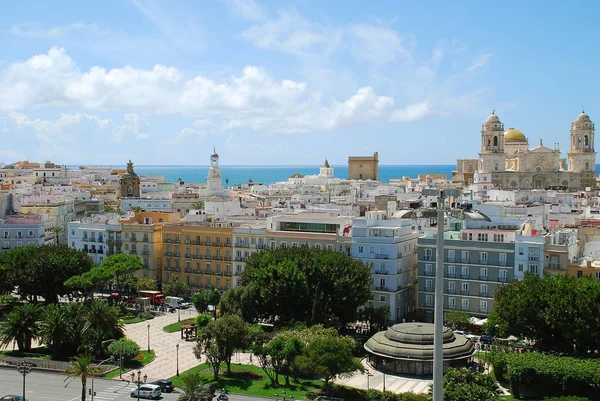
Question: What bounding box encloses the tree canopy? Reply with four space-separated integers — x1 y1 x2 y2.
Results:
445 310 471 331
235 246 372 328
491 273 600 353
0 245 94 303
162 276 191 297
431 368 500 401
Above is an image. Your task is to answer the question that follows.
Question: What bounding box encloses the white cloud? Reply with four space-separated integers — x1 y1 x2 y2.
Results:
9 21 107 38
0 47 428 134
348 24 412 64
223 0 267 21
467 53 493 72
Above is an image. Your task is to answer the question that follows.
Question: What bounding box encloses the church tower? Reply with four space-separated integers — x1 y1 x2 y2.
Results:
207 147 223 194
319 159 333 178
120 160 140 198
478 112 506 173
568 112 596 173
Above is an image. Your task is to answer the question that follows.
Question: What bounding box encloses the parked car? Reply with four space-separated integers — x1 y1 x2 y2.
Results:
453 330 466 337
1 396 27 401
480 334 494 344
151 379 174 393
130 384 162 399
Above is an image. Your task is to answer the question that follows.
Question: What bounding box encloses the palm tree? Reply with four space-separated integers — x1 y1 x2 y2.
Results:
52 225 64 245
179 371 205 401
0 303 42 351
40 304 69 357
64 354 102 401
82 301 124 355
192 201 204 210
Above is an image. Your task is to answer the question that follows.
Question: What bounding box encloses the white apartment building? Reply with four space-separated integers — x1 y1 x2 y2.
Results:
19 195 76 244
232 223 267 287
351 217 419 322
68 215 122 265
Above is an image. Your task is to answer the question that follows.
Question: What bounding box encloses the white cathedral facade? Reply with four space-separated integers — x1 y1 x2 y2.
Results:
453 112 597 190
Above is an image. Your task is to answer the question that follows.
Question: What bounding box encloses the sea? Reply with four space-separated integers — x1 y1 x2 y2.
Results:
128 165 457 185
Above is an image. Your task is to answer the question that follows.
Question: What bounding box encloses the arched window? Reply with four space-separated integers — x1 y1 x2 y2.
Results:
493 136 498 146
487 138 491 149
578 137 582 147
584 135 589 146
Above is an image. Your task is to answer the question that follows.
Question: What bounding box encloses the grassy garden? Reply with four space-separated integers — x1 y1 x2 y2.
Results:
104 350 155 378
163 317 196 333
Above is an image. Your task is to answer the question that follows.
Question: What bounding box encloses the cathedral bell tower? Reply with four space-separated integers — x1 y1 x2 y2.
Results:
568 111 596 173
478 111 506 173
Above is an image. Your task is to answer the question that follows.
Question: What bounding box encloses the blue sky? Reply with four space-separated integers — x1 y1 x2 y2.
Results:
0 0 598 166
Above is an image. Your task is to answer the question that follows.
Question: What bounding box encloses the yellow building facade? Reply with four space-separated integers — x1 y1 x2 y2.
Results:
120 212 181 279
162 222 234 292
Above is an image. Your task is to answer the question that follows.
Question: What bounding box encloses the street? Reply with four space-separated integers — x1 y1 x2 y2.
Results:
0 369 272 401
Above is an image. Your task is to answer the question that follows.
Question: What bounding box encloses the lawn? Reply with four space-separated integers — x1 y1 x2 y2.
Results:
104 350 155 378
163 317 196 333
169 362 323 399
121 314 155 324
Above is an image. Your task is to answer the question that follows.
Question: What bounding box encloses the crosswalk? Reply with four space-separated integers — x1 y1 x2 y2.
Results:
89 382 133 401
27 382 133 401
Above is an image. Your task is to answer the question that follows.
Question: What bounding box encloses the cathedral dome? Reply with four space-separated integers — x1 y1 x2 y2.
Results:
575 112 591 123
504 128 527 142
486 113 500 123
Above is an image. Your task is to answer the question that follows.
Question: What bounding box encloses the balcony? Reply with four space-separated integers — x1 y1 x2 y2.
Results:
374 253 389 259
195 270 201 274
97 249 104 254
479 275 489 281
236 256 246 262
549 263 560 269
185 239 191 245
215 271 222 276
205 242 211 247
447 304 456 310
166 251 172 257
88 249 96 253
142 250 149 255
82 237 88 242
225 256 231 261
225 272 231 276
479 291 488 297
498 277 508 283
142 237 149 242
236 243 249 248
461 305 470 311
185 254 192 259
214 242 222 247
175 253 180 257
446 288 456 294
528 257 539 262
375 286 389 291
446 257 455 263
213 256 222 261
461 289 469 296
460 273 469 279
257 244 266 249
205 270 212 275
165 238 172 243
98 237 104 243
225 243 231 247
129 250 137 255
423 255 433 261
193 240 202 246
479 307 488 313
205 256 212 260
185 268 191 273
499 260 507 266
424 287 434 293
461 257 469 263
479 259 488 265
130 237 137 242
425 301 434 308
193 254 202 260
424 270 434 277
446 272 456 278
375 270 388 275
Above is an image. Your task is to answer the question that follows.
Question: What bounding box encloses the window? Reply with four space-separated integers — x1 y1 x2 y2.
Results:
480 300 488 312
461 265 469 279
518 264 524 272
292 242 299 248
447 249 455 261
480 284 488 297
480 268 488 279
369 246 375 254
518 247 524 255
3 231 8 239
528 247 540 262
424 248 433 261
461 282 469 294
461 298 469 311
447 265 456 277
499 253 507 265
596 272 600 280
314 243 322 250
270 240 276 250
358 246 364 253
424 264 433 276
528 265 539 274
477 233 488 241
448 297 456 308
425 294 433 306
326 244 334 251
425 279 433 291
461 251 469 263
379 295 386 302
17 231 22 239
448 281 456 293
499 270 508 282
479 252 488 263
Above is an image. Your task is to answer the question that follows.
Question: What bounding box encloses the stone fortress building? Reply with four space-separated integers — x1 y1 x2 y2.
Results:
348 152 379 180
453 111 596 190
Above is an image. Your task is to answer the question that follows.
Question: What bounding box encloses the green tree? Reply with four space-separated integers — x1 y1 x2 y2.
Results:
359 304 391 334
445 310 471 331
194 340 221 380
200 314 248 375
253 330 304 386
64 354 102 401
82 301 124 356
53 225 64 245
192 201 204 210
39 302 89 358
66 254 142 297
195 313 212 329
163 276 191 297
136 277 157 291
218 288 243 316
192 291 209 313
107 338 140 362
178 371 205 401
294 331 362 394
0 303 42 351
207 287 221 319
430 368 500 401
239 246 372 327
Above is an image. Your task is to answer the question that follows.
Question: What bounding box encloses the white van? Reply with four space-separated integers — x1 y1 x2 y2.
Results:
130 383 162 399
165 296 191 309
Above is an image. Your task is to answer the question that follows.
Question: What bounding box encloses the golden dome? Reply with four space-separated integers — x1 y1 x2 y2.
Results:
504 128 527 142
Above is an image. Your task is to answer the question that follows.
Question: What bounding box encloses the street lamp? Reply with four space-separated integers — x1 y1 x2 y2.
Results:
396 190 491 401
131 370 147 401
381 359 386 393
147 324 150 353
275 393 279 401
282 390 286 400
91 356 114 401
17 360 33 401
176 343 180 376
290 394 294 401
